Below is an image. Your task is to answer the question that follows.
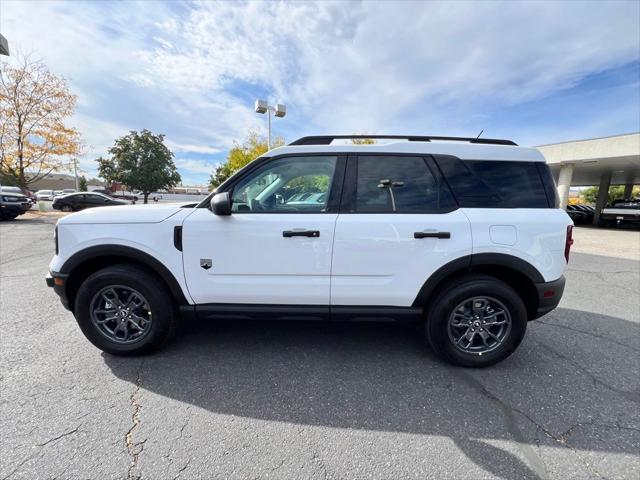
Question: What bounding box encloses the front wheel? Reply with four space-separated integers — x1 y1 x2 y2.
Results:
425 274 527 367
74 264 176 355
61 205 73 212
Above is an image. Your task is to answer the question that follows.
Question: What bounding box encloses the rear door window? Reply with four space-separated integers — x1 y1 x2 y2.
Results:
435 157 549 208
355 155 456 213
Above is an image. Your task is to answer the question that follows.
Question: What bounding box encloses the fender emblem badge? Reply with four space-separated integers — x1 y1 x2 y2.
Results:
200 259 212 270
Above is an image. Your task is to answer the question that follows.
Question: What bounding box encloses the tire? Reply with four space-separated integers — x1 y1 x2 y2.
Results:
424 274 527 368
61 205 73 212
74 264 176 355
0 213 18 221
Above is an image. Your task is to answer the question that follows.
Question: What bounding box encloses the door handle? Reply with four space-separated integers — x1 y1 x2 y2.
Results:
414 231 451 239
283 230 320 238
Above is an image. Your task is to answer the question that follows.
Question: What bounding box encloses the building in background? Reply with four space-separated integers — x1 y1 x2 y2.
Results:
27 173 103 191
538 133 640 224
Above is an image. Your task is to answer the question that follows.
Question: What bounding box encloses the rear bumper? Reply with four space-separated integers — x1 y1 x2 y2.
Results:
531 275 565 320
46 271 71 310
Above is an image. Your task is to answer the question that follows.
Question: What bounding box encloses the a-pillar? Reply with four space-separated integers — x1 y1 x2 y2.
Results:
593 171 612 225
557 163 574 209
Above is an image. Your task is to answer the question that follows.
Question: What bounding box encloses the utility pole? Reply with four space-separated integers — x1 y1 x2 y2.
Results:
73 158 79 190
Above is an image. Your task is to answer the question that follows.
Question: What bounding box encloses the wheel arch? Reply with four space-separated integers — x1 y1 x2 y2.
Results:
60 245 188 312
412 253 544 320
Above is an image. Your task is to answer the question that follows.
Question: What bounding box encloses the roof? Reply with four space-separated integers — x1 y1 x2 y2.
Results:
268 140 546 162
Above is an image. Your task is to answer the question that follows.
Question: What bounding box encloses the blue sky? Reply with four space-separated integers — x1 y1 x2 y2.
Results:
2 0 639 185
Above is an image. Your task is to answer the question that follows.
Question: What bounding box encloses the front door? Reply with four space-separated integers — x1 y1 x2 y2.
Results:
182 155 343 306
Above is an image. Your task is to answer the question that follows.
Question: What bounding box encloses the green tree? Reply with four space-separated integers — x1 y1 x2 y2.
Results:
580 185 639 205
78 176 88 192
209 129 284 189
104 130 181 203
96 155 120 192
210 163 232 189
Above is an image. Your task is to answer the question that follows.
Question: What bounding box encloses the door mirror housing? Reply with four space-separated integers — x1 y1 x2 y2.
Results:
210 192 232 216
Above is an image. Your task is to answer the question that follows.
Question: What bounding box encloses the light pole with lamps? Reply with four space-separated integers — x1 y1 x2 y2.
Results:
255 100 286 150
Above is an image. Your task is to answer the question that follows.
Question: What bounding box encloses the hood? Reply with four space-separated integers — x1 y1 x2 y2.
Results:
59 203 189 225
1 191 28 201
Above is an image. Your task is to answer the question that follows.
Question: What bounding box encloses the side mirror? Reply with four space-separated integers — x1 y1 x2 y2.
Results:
210 192 232 216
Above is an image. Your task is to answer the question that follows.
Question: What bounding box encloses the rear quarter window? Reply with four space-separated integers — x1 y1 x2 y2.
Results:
436 157 550 208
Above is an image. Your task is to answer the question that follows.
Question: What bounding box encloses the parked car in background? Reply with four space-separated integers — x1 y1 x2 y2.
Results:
0 188 32 220
52 192 129 212
36 189 55 201
53 190 64 198
115 192 139 202
599 199 640 227
566 204 593 224
91 188 138 202
2 186 37 204
565 206 587 224
1 186 31 203
62 189 76 195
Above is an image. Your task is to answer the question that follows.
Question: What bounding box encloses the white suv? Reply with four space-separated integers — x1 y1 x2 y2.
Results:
47 135 572 367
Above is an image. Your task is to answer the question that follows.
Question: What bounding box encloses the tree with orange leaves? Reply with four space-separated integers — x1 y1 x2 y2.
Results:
0 57 82 189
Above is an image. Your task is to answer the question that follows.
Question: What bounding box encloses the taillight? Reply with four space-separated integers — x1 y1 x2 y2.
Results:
564 225 573 263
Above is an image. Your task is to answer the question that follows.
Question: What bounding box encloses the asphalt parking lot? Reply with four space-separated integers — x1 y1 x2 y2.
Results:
1 217 638 479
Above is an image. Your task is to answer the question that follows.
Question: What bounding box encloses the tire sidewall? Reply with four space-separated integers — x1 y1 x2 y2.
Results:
74 266 175 355
426 277 527 367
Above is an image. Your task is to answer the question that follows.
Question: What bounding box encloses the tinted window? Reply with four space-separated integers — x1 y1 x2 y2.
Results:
436 157 549 208
355 156 456 213
231 156 338 213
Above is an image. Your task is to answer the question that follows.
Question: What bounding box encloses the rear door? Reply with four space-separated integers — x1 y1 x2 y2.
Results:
331 154 472 307
182 155 345 306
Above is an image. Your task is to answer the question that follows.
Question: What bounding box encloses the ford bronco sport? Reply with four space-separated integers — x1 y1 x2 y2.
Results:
47 135 572 367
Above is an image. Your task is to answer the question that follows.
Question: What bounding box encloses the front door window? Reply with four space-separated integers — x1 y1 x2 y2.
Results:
230 156 338 213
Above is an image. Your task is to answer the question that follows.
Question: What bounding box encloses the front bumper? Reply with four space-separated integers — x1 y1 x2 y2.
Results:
600 212 640 224
0 202 31 215
532 275 565 320
46 271 71 310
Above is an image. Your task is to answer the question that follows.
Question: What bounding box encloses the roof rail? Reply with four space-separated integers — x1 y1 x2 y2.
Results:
289 135 517 146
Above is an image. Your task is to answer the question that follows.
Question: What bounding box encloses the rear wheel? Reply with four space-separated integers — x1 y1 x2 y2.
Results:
74 264 176 355
425 274 527 367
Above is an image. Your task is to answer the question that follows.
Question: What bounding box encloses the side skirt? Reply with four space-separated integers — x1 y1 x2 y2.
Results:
180 304 423 323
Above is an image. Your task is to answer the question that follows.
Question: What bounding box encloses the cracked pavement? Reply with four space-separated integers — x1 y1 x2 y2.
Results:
1 219 638 479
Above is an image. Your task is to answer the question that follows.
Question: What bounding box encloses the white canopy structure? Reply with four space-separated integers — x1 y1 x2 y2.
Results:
538 133 639 223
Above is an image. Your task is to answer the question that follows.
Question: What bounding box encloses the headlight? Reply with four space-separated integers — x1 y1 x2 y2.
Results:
2 196 21 202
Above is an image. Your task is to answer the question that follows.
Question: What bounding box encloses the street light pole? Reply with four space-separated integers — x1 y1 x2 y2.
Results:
255 100 286 151
267 108 272 150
